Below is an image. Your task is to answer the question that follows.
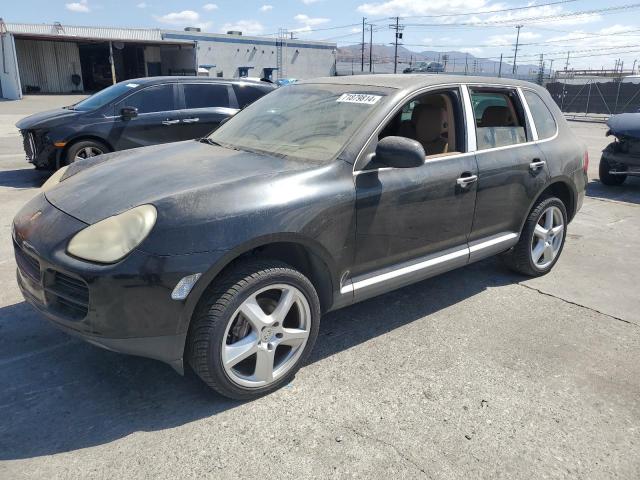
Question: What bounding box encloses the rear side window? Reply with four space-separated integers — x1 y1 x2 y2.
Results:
183 83 230 109
523 90 557 139
233 85 268 108
470 88 527 150
118 84 175 113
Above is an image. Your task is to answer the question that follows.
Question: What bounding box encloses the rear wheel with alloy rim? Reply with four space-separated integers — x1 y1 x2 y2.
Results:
187 260 320 399
503 196 568 277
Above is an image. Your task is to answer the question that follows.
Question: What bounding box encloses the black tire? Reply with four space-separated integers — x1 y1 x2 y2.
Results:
599 157 626 186
62 139 109 168
503 196 568 277
187 259 321 400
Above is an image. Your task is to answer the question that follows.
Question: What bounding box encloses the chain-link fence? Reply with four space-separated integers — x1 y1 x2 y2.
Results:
546 80 640 116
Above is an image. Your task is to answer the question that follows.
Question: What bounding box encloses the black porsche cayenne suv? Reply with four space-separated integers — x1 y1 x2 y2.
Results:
16 76 275 169
14 75 588 399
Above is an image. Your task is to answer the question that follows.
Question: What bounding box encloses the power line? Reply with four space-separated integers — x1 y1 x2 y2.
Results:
398 0 581 19
402 3 640 27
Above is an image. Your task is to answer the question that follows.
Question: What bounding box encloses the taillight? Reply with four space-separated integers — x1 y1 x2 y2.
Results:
583 150 589 173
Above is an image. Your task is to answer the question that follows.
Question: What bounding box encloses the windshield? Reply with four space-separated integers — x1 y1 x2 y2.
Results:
209 84 391 162
72 81 142 111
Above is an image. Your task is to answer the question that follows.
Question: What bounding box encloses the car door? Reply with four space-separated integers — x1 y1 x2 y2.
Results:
109 83 182 150
466 85 549 260
351 87 478 300
176 82 238 140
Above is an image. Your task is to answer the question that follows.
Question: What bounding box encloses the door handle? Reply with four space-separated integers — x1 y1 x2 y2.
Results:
182 118 200 123
162 119 180 126
456 174 478 188
529 159 546 171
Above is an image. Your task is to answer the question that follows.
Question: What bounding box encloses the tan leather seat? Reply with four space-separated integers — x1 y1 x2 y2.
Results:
481 106 513 127
414 104 448 156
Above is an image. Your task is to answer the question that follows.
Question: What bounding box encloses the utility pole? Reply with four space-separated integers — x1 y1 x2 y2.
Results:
632 59 637 75
512 24 523 75
361 17 366 72
369 23 373 73
548 59 554 79
464 53 469 75
389 17 404 74
537 53 544 85
498 53 503 77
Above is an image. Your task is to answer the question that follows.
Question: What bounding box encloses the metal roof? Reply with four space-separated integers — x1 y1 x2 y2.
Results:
4 22 190 43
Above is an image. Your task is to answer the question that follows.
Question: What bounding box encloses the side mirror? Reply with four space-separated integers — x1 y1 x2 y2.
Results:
375 136 425 168
121 106 138 119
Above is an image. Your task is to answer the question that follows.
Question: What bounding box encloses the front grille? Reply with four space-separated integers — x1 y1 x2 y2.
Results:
21 130 36 161
45 271 90 320
14 240 40 282
14 239 90 321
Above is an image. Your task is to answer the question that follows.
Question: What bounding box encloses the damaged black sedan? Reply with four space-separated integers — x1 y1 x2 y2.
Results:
600 113 640 185
13 76 587 399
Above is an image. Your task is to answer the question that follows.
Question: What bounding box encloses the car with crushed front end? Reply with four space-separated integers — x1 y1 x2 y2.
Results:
16 76 275 170
599 112 640 185
13 75 588 399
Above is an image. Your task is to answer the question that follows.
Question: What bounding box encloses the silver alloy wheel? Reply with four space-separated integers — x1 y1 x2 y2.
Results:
221 283 311 388
74 146 103 162
531 205 564 270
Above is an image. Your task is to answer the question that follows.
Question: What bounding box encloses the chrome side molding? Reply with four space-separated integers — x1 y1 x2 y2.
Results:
341 232 519 299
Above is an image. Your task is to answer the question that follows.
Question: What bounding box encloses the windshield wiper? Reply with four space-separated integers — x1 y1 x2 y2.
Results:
198 138 242 151
198 138 223 147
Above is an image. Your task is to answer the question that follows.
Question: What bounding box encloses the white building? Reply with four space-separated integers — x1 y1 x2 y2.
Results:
0 20 337 100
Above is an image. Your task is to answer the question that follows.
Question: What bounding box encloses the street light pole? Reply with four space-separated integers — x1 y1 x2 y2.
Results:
361 17 366 72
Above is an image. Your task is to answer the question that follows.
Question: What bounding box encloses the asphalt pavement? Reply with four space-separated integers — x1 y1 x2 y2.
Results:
0 96 638 479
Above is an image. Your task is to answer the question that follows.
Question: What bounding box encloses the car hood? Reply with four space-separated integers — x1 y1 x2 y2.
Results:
607 113 640 139
15 107 84 130
45 140 316 225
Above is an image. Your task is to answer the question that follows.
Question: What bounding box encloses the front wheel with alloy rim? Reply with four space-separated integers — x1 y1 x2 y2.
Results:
62 139 108 168
187 260 321 400
503 196 568 277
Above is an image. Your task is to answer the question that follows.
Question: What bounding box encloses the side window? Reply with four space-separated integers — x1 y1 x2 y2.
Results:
233 85 268 109
118 84 175 114
378 89 464 157
523 90 557 139
184 83 230 109
470 88 527 150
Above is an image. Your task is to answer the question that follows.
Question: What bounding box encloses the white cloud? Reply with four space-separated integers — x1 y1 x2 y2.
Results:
302 0 321 4
357 0 487 17
155 10 201 25
294 14 330 26
137 2 147 8
260 5 273 12
65 0 90 13
485 31 540 47
202 3 218 11
221 20 265 35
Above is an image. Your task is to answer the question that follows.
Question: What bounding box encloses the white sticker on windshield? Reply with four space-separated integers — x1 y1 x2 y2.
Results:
336 93 382 105
126 83 139 88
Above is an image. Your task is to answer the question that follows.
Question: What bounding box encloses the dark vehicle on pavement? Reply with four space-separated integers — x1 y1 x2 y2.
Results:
600 113 640 185
16 77 275 170
14 75 587 399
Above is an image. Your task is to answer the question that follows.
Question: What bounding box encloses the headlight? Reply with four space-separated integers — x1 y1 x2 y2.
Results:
41 165 69 192
67 204 157 263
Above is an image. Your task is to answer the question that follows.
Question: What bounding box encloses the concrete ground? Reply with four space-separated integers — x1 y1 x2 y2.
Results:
0 96 638 479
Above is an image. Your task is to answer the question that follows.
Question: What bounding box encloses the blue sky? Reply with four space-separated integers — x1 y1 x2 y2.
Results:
5 0 640 69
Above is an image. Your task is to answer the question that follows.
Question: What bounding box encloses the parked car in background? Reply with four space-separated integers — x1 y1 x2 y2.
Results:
403 62 445 74
276 78 298 86
16 77 276 170
14 75 587 399
600 113 640 185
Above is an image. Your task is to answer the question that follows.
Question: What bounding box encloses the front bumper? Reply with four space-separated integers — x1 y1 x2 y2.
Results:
20 129 59 168
13 193 224 372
